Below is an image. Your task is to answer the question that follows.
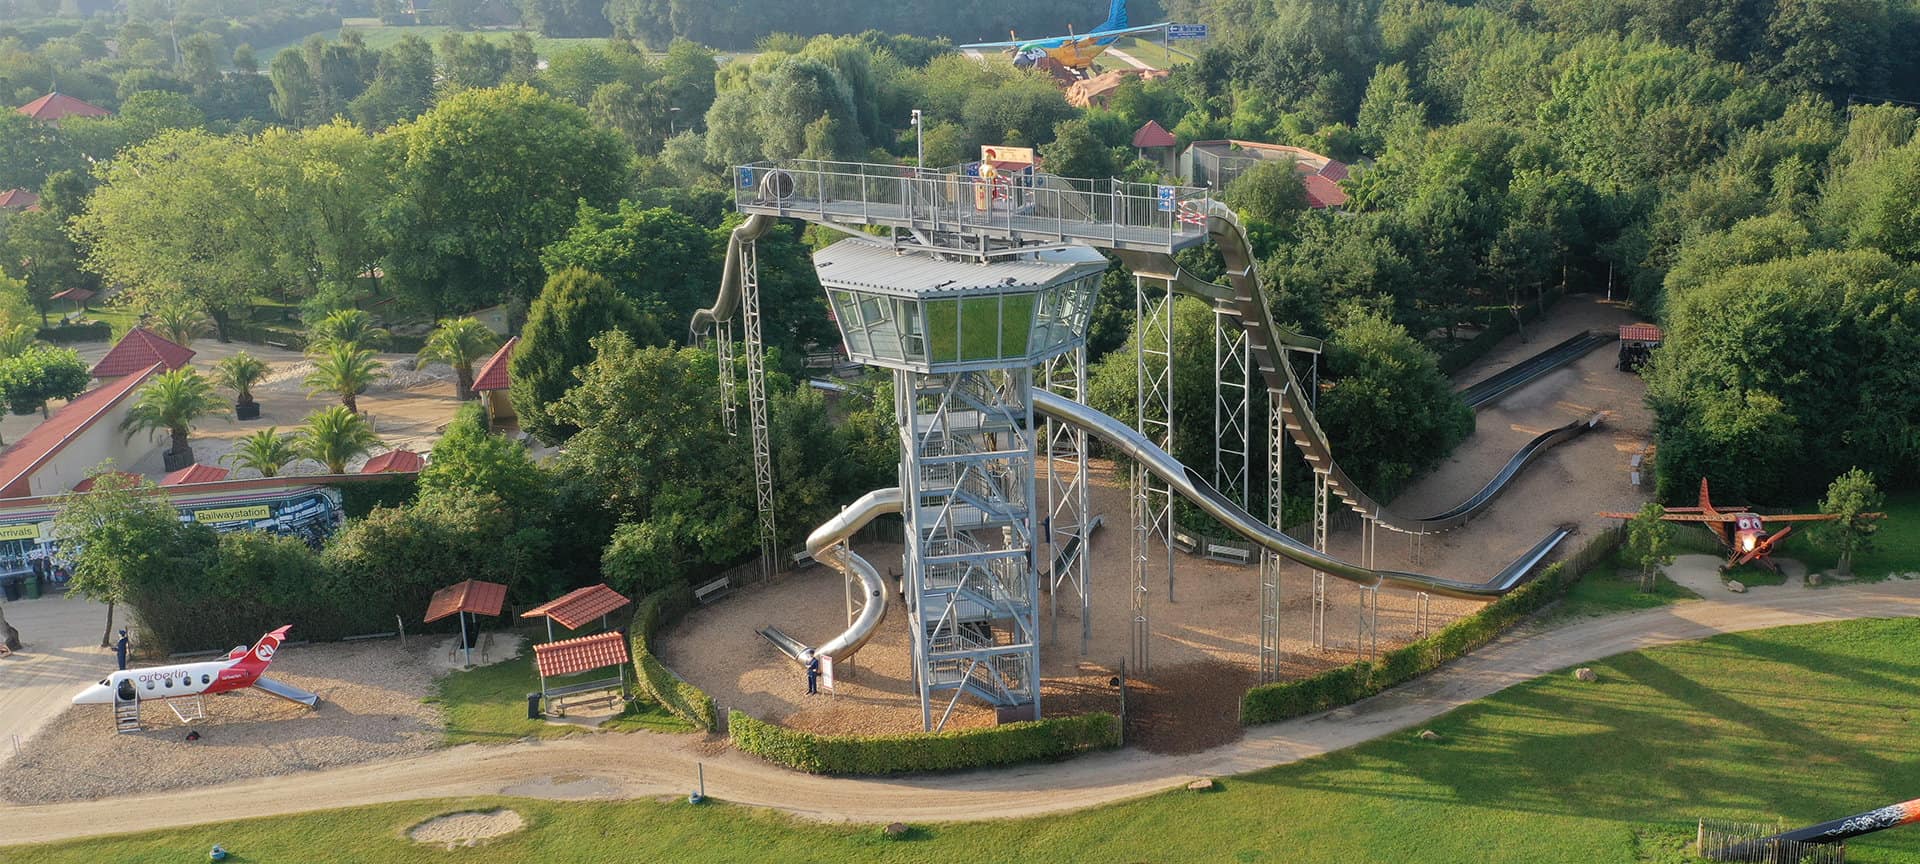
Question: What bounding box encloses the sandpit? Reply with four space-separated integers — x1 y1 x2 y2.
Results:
660 295 1654 753
408 809 525 849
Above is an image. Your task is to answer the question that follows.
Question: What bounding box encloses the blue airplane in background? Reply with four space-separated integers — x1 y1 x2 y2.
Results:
959 0 1172 74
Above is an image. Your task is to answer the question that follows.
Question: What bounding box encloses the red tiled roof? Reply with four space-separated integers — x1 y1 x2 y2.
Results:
424 579 509 624
1620 324 1663 342
521 584 632 630
471 336 517 392
1302 174 1348 209
533 630 629 678
72 470 141 493
91 328 195 378
50 287 95 303
160 463 229 486
0 364 160 499
1317 160 1350 182
1132 120 1176 149
359 449 423 474
17 92 110 123
0 188 39 210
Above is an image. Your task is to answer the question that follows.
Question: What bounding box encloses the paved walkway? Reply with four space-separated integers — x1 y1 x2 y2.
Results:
0 596 117 750
7 577 1920 845
1103 47 1152 70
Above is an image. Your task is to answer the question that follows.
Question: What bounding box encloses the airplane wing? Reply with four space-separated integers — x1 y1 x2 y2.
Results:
1596 512 1740 523
959 22 1171 49
1752 513 1860 522
958 38 1031 49
1091 22 1176 38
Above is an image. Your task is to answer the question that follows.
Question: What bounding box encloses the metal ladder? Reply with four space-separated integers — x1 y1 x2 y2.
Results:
113 693 141 733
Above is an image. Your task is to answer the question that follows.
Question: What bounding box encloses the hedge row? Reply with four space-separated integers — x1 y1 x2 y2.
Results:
226 322 309 351
629 584 720 731
729 709 1121 775
1240 528 1621 725
37 321 112 343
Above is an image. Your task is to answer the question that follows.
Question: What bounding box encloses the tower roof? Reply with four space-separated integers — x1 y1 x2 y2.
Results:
17 92 110 123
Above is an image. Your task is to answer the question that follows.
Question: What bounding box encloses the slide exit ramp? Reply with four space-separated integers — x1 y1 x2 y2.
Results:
252 676 319 708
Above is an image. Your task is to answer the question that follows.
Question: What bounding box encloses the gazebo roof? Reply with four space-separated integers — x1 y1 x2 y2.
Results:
1132 120 1176 149
91 328 195 378
50 287 96 303
533 630 629 677
472 336 517 392
424 579 509 624
520 584 631 630
360 450 423 474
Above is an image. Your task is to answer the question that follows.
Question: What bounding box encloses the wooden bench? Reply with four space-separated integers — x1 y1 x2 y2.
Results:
1206 543 1253 564
694 577 731 604
542 677 626 715
790 550 818 570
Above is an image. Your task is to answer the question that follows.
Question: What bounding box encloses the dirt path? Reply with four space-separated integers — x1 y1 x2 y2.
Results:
0 596 117 749
8 578 1920 846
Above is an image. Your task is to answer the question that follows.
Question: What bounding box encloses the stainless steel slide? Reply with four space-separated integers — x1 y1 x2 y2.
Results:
1032 389 1567 600
689 212 775 337
252 676 319 708
1126 201 1593 535
762 487 902 664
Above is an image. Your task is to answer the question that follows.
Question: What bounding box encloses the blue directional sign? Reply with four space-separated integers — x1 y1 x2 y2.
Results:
736 166 755 190
1168 23 1209 40
1157 185 1176 212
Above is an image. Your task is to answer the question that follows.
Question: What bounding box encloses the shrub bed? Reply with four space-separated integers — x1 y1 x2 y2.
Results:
1240 528 1620 725
37 321 112 343
729 710 1121 775
629 584 719 731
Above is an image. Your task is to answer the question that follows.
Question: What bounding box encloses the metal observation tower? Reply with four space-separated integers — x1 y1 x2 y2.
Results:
691 159 1577 732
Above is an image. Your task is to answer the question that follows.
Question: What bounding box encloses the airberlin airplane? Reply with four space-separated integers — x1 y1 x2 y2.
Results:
73 625 318 707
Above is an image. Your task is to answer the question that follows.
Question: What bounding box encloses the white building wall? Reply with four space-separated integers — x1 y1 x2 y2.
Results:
26 399 158 497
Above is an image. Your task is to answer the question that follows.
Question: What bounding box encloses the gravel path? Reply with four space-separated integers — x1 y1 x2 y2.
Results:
0 637 443 805
9 576 1920 846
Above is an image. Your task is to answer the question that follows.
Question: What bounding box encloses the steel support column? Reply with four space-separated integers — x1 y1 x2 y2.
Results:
1310 468 1329 651
1042 346 1092 654
1131 274 1174 671
717 320 737 437
741 239 776 576
1213 304 1250 507
1257 382 1285 683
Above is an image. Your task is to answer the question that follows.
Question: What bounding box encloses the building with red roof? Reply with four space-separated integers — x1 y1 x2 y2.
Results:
1301 174 1349 210
16 92 111 126
0 364 162 499
1180 140 1352 209
159 463 230 486
471 336 517 429
359 449 424 474
91 328 195 380
0 189 40 212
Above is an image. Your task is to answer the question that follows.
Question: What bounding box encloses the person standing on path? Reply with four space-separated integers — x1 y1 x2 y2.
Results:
114 629 129 671
806 654 821 695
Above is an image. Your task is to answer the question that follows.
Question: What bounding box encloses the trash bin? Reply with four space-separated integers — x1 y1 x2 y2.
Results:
2 577 19 602
526 692 543 720
23 572 39 599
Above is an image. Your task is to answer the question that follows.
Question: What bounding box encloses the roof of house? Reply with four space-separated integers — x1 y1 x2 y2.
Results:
1132 120 1176 149
1620 324 1664 342
1302 174 1349 209
0 363 161 499
159 463 229 486
71 470 142 493
359 450 424 474
50 287 95 303
91 328 195 378
0 188 40 210
471 336 517 392
532 630 630 678
424 579 509 624
521 584 632 630
17 92 110 123
1317 160 1350 182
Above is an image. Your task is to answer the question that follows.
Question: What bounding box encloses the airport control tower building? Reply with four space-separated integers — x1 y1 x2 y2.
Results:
815 237 1106 727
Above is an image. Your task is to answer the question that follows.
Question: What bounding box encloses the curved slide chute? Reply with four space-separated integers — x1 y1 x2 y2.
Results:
689 212 775 338
1032 389 1569 600
759 488 901 664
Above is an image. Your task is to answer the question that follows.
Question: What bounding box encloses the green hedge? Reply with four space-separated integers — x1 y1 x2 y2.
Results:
226 322 308 351
1240 528 1621 725
629 584 720 731
729 709 1120 775
37 321 112 343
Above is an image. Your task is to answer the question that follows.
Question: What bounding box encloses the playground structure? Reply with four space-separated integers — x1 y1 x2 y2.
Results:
71 625 317 733
1599 479 1884 573
693 158 1597 730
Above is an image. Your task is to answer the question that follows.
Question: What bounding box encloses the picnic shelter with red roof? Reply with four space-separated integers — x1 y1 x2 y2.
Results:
17 92 110 125
0 363 162 499
472 336 518 429
521 583 631 636
425 579 509 667
91 328 195 379
530 630 630 712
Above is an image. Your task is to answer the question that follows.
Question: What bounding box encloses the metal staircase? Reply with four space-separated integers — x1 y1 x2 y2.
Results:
113 693 141 733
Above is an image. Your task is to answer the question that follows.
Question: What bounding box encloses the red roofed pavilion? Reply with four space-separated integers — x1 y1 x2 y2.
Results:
159 463 229 486
17 92 110 125
522 584 631 634
91 328 195 379
533 630 630 678
1132 120 1176 150
425 579 509 667
359 449 424 474
0 189 40 211
472 336 518 430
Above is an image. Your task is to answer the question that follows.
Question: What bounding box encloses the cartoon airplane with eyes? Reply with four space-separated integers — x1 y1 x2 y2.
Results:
1600 479 1883 573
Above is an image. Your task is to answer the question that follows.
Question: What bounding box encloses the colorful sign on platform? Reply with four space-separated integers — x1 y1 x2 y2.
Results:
194 505 272 524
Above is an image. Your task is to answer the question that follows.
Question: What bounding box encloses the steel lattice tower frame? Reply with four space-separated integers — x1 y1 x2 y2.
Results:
1131 274 1174 672
1213 305 1251 507
1310 467 1330 651
1042 346 1092 654
717 320 738 437
740 239 776 576
1258 381 1286 683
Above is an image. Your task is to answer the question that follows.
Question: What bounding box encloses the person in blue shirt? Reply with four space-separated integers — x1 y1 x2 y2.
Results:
806 654 821 695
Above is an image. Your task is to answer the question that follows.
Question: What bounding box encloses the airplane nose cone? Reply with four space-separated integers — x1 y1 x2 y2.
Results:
73 684 112 705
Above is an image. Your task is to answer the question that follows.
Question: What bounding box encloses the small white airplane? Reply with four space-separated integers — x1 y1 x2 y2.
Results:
73 625 318 708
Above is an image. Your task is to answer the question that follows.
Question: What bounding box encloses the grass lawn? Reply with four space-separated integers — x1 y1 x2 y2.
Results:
1100 35 1196 70
259 19 613 62
432 643 692 745
1550 555 1700 621
20 617 1920 863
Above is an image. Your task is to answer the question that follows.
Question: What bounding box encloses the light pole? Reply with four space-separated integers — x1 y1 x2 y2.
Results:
669 106 682 137
910 109 924 173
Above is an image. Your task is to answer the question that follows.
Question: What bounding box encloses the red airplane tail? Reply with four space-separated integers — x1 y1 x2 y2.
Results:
235 625 293 674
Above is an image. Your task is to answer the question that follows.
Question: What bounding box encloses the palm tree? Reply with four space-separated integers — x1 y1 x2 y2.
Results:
304 341 383 414
307 309 390 350
120 368 228 470
225 427 298 477
0 323 38 359
297 405 381 475
213 351 269 419
419 317 500 400
148 303 209 347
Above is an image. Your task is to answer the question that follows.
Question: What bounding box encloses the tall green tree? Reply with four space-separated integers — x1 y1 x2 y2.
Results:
419 402 547 510
1318 308 1474 498
0 345 90 417
378 85 629 315
54 468 211 646
120 367 228 469
540 201 719 326
1625 502 1676 593
1817 467 1884 578
510 267 659 444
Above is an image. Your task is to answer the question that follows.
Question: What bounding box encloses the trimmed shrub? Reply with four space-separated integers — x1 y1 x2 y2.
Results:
629 584 719 731
36 321 113 343
729 710 1121 775
1241 528 1620 725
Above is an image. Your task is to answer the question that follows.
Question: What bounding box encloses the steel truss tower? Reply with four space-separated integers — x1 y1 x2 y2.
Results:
740 239 776 575
1042 346 1092 654
1213 305 1251 507
1131 274 1175 671
1258 381 1286 683
716 320 737 437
